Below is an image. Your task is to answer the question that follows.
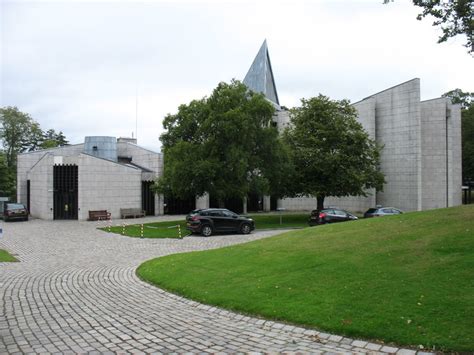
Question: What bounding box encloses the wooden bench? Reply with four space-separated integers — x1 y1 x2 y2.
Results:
88 210 111 221
120 208 146 219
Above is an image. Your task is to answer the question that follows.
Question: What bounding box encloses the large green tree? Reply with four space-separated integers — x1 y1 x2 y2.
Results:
0 106 39 168
385 0 473 53
0 106 69 200
0 152 15 199
41 129 69 149
156 80 291 205
462 105 474 181
442 88 474 110
283 95 385 210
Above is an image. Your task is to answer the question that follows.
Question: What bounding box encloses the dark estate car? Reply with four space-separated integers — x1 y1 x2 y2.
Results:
364 207 403 218
308 208 358 226
186 208 255 237
3 203 29 222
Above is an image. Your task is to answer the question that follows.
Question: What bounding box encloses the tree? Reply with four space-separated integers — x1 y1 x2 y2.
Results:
462 105 474 181
41 129 69 149
0 152 15 199
384 0 473 53
0 106 39 168
442 88 474 110
283 95 385 210
156 80 292 205
1 106 69 200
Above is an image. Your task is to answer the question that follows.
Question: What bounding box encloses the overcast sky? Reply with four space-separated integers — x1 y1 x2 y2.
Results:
1 0 473 151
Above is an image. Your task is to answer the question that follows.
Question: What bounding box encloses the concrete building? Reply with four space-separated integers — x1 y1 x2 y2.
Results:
17 41 462 218
17 136 163 220
279 78 462 212
243 41 462 213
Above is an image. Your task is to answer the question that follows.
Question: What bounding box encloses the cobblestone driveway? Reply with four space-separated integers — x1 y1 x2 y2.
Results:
0 218 424 354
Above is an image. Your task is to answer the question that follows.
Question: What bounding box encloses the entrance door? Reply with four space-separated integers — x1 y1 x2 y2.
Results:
53 165 78 220
142 181 155 216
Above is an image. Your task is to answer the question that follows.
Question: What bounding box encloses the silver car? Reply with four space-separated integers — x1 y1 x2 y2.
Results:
364 206 403 218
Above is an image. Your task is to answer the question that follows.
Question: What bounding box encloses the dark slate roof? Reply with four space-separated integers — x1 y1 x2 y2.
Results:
243 40 280 106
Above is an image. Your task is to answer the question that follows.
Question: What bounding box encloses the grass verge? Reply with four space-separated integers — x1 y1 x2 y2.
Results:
101 213 310 238
137 205 474 351
0 249 18 262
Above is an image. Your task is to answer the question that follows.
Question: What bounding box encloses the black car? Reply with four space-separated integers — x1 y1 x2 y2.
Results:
308 208 358 226
364 207 403 218
186 208 255 237
3 203 29 222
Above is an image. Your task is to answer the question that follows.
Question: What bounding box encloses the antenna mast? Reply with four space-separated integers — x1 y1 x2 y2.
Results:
135 87 138 142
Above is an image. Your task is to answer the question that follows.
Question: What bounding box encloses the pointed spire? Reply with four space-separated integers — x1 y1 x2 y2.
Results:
243 40 280 106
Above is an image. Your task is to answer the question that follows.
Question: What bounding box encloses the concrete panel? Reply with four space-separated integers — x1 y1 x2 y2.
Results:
77 154 142 220
420 98 449 209
371 79 422 211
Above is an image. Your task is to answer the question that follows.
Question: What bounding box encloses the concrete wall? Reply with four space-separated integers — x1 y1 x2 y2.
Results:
117 142 163 175
419 98 462 210
448 103 462 206
371 79 422 211
276 79 463 213
78 154 142 220
27 155 54 219
17 144 84 205
420 98 449 209
17 140 164 220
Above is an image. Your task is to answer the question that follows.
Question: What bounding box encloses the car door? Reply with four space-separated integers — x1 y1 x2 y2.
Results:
209 210 226 232
221 209 240 232
332 209 348 222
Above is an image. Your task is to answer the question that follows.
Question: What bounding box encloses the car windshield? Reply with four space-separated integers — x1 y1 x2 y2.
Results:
7 203 25 209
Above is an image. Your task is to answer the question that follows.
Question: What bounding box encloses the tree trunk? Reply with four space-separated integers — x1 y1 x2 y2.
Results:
316 195 325 210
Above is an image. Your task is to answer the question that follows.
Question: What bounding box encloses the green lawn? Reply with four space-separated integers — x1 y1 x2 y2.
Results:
0 249 18 262
137 205 474 352
103 220 187 238
102 213 309 238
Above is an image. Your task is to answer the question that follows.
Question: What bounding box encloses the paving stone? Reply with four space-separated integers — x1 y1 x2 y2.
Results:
0 218 418 353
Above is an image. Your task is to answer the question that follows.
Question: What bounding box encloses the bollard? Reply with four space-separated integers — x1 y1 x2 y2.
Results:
122 222 126 235
107 218 111 233
177 224 182 239
140 224 144 238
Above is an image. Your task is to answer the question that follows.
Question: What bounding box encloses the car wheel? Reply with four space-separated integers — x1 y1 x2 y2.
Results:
201 225 212 237
24 216 28 221
240 223 251 234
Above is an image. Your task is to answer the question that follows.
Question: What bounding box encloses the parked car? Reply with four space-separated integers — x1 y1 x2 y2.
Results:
364 206 403 218
186 208 255 237
308 208 358 226
3 203 29 222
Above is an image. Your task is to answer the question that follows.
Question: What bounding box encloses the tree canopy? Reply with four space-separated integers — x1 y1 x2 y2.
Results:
442 88 474 110
0 106 69 200
385 0 473 53
156 80 291 203
462 105 474 182
0 107 69 168
283 95 385 210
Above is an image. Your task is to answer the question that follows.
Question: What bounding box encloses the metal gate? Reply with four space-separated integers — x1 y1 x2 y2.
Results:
53 165 78 220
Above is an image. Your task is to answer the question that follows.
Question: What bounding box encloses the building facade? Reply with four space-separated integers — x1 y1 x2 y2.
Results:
240 41 462 212
279 79 462 212
17 41 462 218
17 137 163 220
